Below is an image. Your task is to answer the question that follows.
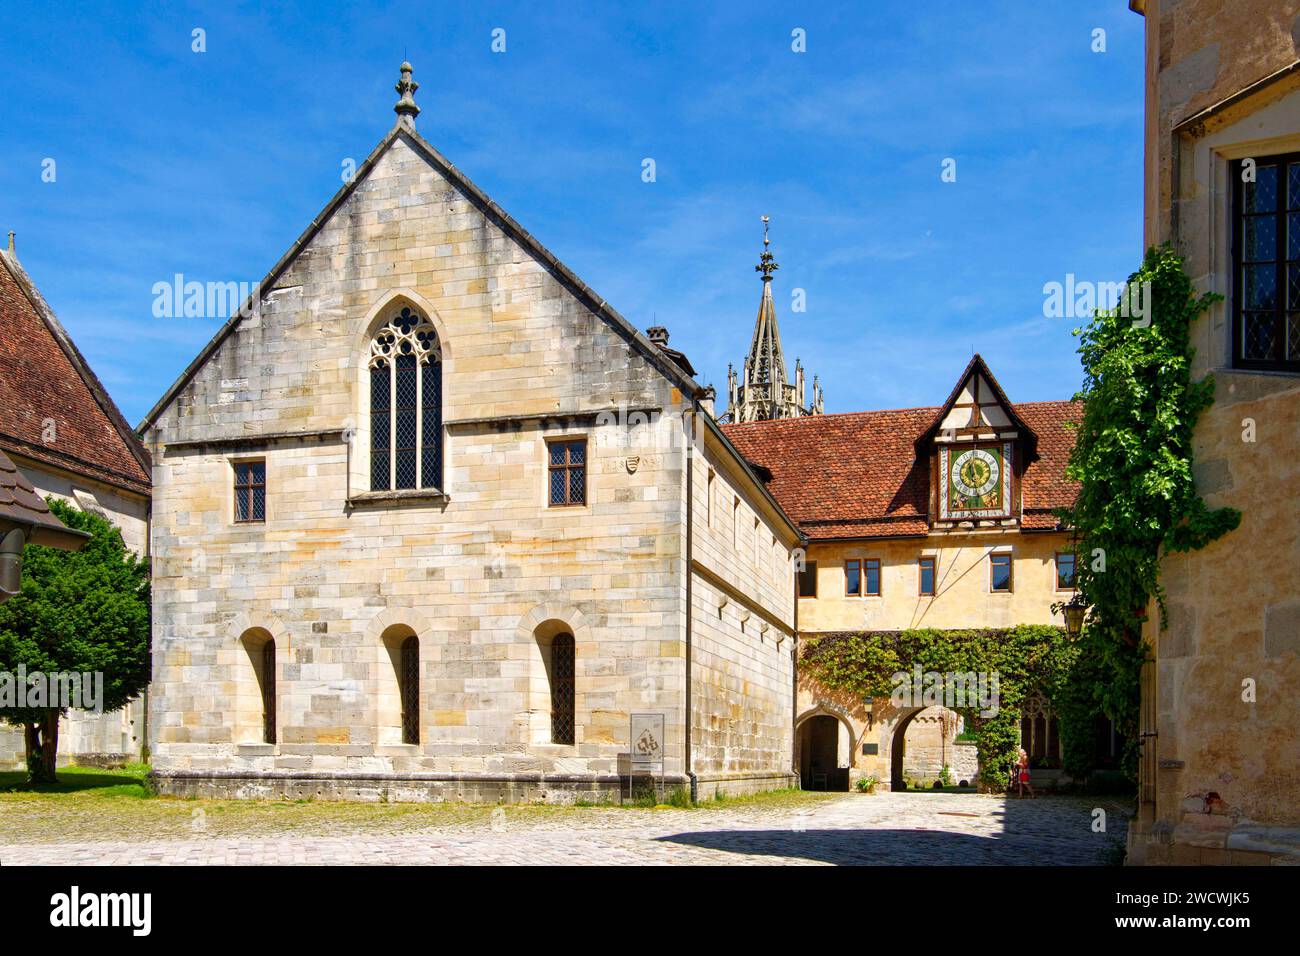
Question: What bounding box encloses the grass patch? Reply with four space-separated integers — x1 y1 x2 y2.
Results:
0 770 838 845
0 763 152 798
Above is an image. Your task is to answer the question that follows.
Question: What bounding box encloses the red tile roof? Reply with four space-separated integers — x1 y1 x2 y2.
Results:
0 249 150 495
722 400 1081 540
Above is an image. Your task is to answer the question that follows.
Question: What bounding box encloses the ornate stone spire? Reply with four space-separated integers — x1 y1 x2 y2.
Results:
723 218 823 423
394 61 420 128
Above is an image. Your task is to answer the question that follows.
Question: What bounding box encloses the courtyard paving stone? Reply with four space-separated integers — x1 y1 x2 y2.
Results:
0 792 1129 866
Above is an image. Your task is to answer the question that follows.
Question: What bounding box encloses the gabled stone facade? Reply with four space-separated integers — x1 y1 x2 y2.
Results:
141 66 800 802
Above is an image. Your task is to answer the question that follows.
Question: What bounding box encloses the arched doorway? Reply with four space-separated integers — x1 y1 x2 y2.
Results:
890 705 970 791
797 714 850 791
890 709 920 791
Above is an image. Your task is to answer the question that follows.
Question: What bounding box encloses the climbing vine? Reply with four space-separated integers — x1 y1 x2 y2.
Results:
801 626 1085 791
1061 244 1241 778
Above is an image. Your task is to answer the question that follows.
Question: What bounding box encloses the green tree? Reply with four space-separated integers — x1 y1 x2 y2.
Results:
1063 244 1240 777
0 499 150 783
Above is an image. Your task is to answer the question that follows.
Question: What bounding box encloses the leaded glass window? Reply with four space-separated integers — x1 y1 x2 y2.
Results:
551 632 575 745
369 306 443 491
547 439 586 507
1233 152 1300 371
234 460 266 523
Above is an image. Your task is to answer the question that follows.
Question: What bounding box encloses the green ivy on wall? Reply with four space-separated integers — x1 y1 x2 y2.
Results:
801 626 1086 790
1061 244 1241 778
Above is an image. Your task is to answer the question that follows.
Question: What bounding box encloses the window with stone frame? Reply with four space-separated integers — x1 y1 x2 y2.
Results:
369 306 443 491
1233 150 1300 371
547 439 587 506
234 460 266 523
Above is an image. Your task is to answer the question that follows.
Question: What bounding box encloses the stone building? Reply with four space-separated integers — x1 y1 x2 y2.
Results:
723 220 823 423
0 240 152 767
726 355 1087 791
1126 0 1300 865
140 64 801 802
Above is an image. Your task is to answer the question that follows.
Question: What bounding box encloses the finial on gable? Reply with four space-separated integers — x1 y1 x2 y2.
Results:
6 231 13 254
394 60 420 128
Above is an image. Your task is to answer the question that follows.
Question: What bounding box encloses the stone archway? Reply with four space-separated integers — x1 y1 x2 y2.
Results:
795 708 854 791
889 708 922 791
889 705 975 791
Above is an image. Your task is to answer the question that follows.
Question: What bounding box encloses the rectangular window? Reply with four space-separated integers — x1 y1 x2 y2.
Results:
732 497 740 548
919 556 936 596
1056 552 1077 591
706 470 714 528
990 552 1013 592
865 558 881 596
1233 150 1300 371
547 439 586 506
845 559 862 596
234 460 266 523
798 560 818 598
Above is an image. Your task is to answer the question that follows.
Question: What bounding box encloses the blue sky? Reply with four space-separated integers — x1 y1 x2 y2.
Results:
0 1 1144 425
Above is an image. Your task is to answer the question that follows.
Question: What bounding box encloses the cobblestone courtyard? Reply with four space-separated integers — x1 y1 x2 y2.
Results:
0 790 1129 865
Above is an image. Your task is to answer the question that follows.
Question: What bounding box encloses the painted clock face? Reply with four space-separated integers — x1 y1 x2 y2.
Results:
951 448 1000 499
939 442 1011 520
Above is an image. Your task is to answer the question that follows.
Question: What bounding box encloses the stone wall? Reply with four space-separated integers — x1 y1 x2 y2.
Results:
900 712 979 786
1130 0 1300 865
144 130 797 801
687 424 798 793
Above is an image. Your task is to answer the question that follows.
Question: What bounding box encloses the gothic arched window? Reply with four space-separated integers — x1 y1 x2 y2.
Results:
369 306 442 491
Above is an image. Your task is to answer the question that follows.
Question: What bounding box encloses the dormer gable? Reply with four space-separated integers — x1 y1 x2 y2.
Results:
918 355 1038 529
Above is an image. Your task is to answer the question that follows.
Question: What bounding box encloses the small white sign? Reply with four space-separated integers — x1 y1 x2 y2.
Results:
630 712 665 769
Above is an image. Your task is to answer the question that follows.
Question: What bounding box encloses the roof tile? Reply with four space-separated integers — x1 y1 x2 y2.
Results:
0 251 150 493
723 400 1081 540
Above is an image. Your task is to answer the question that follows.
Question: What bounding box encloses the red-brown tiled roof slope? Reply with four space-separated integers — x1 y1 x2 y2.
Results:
0 448 89 551
722 400 1081 540
0 249 150 495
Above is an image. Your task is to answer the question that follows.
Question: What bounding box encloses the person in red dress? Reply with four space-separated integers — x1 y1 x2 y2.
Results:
1015 746 1036 798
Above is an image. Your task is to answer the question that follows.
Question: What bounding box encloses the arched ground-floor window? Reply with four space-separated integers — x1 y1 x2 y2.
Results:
550 632 575 745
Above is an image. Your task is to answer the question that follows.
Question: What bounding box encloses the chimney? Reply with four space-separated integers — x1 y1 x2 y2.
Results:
699 384 717 417
645 324 697 377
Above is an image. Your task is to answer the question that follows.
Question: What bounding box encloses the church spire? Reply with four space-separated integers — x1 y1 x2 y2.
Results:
723 217 823 423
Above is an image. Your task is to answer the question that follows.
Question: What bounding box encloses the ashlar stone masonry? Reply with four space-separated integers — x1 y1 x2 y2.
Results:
141 64 799 803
